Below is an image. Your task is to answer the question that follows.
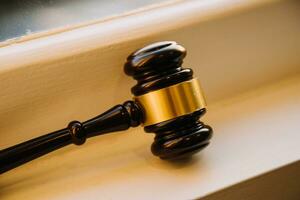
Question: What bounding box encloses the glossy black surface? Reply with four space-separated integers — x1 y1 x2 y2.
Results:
0 101 142 174
124 41 193 96
145 109 212 160
0 129 71 174
125 41 213 160
84 101 142 138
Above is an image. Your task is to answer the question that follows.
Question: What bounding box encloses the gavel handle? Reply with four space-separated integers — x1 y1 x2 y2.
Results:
0 129 72 174
0 101 142 174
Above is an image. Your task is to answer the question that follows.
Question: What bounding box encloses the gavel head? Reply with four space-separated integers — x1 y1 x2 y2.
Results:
124 41 212 160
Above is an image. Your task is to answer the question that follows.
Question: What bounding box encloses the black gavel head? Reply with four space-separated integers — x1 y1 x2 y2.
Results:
124 41 212 160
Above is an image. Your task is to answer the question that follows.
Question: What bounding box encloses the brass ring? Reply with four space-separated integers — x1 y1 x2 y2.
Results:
134 78 206 126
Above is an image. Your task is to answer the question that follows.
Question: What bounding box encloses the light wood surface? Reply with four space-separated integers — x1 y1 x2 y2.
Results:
1 73 299 200
0 0 299 199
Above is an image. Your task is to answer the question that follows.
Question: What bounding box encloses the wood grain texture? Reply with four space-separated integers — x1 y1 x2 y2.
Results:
0 0 299 147
0 0 275 70
202 161 300 200
1 71 300 200
0 0 300 199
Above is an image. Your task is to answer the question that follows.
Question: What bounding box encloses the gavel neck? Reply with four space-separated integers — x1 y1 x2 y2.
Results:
82 100 143 138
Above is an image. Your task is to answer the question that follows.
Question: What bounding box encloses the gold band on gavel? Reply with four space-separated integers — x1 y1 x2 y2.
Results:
134 78 206 126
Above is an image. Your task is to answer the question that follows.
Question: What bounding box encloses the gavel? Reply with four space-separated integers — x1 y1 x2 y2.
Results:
0 41 213 174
